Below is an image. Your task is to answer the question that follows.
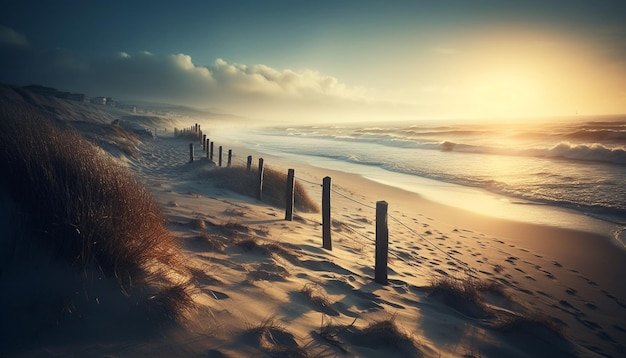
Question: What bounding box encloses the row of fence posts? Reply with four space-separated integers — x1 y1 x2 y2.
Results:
187 139 233 168
175 123 390 285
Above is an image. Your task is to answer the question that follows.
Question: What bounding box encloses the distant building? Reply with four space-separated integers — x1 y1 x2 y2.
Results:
90 96 107 105
105 97 115 106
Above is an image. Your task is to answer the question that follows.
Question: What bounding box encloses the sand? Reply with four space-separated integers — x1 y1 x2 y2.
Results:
4 121 626 357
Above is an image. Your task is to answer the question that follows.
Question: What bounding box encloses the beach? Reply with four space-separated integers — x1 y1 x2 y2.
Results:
2 95 625 356
124 129 626 357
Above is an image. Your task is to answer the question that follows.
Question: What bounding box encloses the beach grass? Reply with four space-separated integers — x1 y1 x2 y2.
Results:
206 165 319 213
0 103 192 338
427 274 493 318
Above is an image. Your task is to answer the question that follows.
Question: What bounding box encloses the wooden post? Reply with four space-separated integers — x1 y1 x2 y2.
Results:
257 158 264 200
375 201 389 285
210 142 214 161
154 127 157 139
206 138 210 158
189 143 194 163
285 169 295 221
218 146 223 167
322 176 332 250
246 155 252 172
227 149 232 167
202 134 206 151
195 123 198 133
175 128 178 137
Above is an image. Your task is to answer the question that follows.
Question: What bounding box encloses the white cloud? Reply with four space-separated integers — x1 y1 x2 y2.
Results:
0 26 29 47
0 41 395 122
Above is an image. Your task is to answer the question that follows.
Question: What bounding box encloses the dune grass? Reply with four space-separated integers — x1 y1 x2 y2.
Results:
246 317 310 358
206 165 319 213
0 103 192 336
358 316 419 354
428 275 493 318
495 311 564 337
319 315 422 356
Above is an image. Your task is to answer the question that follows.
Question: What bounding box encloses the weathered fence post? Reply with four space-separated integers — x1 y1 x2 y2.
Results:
257 158 264 200
210 142 214 161
322 176 332 250
285 169 295 221
206 138 210 158
154 127 157 139
195 123 198 133
175 128 178 137
218 146 223 167
202 134 206 151
227 149 232 167
375 201 389 285
246 155 252 172
189 143 194 163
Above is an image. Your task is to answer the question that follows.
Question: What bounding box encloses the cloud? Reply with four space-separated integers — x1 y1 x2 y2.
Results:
0 40 378 121
0 26 29 47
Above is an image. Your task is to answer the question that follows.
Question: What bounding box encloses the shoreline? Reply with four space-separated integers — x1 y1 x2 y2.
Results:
203 131 626 300
209 126 624 243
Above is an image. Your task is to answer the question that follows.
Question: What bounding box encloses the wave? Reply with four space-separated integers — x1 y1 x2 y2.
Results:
443 141 626 165
424 141 625 165
537 142 626 164
284 128 626 165
305 149 626 222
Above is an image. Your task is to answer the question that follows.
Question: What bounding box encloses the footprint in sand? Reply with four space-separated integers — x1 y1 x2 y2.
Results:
585 302 598 310
566 288 577 296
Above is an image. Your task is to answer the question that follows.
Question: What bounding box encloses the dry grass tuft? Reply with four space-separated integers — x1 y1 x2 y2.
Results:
495 312 564 337
235 237 262 251
362 318 412 345
234 237 300 264
205 166 319 213
144 282 196 321
247 262 290 282
216 219 250 237
346 315 422 356
428 275 491 318
191 232 227 252
301 283 339 317
264 242 301 264
246 317 309 358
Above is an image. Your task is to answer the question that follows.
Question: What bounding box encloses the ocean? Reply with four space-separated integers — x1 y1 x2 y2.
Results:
213 116 626 247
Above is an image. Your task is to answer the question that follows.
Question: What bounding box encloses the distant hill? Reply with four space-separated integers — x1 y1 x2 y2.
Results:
0 83 133 124
0 83 246 124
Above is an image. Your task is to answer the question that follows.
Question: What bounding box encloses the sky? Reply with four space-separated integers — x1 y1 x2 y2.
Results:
1 0 625 122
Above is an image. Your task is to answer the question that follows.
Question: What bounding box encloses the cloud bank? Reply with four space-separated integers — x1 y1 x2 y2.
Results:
0 27 378 121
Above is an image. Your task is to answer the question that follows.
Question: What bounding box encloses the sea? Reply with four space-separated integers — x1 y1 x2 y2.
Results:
212 115 626 247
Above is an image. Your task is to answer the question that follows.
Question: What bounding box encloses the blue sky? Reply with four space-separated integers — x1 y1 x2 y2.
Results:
1 0 625 122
